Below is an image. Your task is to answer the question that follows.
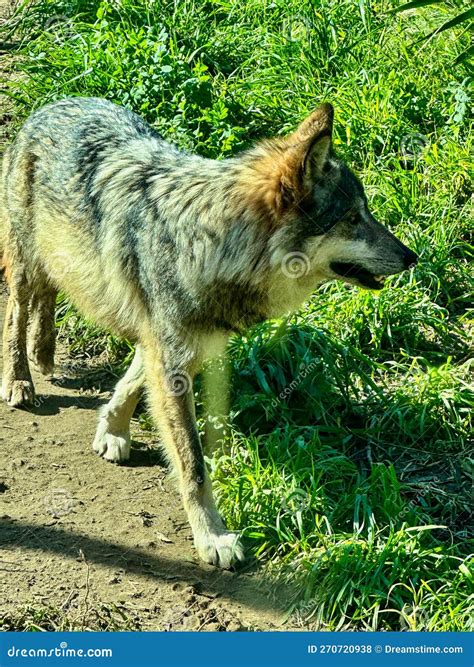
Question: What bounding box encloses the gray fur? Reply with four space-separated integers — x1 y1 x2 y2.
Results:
1 97 417 568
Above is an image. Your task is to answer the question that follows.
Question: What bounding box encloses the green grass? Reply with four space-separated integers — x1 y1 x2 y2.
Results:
2 0 473 631
0 603 143 631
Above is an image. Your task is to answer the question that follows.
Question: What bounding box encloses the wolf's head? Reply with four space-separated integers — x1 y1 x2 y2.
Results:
241 104 418 292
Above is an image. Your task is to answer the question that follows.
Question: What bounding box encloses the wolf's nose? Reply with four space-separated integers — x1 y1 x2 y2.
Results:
404 248 418 269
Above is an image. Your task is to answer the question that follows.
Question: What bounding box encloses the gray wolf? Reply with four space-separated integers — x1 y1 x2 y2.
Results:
0 98 418 567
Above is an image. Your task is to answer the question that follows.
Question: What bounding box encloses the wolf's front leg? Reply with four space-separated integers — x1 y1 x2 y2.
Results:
93 346 145 462
143 343 244 569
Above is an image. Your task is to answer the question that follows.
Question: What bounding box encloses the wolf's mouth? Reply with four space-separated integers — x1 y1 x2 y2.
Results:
330 261 386 290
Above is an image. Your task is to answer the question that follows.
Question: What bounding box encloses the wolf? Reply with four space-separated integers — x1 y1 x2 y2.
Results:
0 98 418 568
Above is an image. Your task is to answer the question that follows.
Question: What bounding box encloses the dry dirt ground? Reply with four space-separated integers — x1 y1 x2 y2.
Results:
0 285 293 631
0 0 295 632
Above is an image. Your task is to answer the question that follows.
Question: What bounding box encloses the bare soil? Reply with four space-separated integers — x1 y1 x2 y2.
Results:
0 291 295 631
0 0 294 630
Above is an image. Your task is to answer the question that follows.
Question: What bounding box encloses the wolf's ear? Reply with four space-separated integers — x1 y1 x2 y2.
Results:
238 103 334 220
293 103 334 185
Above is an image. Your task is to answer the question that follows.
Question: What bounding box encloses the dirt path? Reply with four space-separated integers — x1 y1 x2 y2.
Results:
0 285 294 630
0 0 293 631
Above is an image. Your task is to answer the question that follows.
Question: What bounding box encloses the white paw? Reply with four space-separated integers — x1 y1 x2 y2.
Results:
194 529 245 569
92 419 131 463
2 379 35 408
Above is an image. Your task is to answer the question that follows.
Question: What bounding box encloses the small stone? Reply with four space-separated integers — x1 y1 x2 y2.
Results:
204 622 221 632
227 620 243 631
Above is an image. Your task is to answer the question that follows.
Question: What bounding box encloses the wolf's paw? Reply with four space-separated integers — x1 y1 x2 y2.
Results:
92 420 131 463
194 529 245 569
2 379 35 408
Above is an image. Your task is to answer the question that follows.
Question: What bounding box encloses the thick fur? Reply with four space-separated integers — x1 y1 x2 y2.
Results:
1 98 417 567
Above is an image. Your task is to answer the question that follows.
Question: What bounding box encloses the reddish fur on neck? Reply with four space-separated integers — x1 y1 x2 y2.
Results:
236 138 307 225
236 105 333 224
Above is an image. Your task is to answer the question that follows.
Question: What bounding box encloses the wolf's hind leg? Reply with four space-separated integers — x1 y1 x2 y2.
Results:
27 286 57 376
93 346 145 463
2 266 34 407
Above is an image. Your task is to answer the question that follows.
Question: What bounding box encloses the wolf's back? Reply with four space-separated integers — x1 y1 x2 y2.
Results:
0 97 176 336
